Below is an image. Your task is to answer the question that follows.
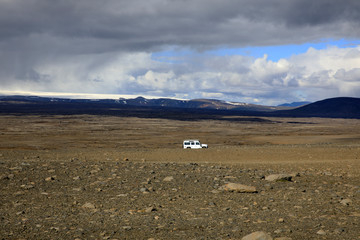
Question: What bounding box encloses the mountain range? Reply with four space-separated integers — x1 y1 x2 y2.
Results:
0 95 359 119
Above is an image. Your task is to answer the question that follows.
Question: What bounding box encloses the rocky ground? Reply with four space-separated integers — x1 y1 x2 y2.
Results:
0 115 360 239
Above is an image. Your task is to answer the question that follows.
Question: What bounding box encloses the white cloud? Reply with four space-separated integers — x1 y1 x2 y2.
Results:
287 46 360 97
200 92 225 99
1 45 360 105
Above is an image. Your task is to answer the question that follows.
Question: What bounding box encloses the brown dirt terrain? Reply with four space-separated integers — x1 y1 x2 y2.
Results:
0 115 360 239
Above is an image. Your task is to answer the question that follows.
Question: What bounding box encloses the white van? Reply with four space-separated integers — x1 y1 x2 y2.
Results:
183 140 208 149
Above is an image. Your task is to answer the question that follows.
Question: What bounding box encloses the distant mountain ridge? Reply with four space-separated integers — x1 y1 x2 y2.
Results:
0 95 286 112
1 95 359 119
118 97 286 112
278 101 311 107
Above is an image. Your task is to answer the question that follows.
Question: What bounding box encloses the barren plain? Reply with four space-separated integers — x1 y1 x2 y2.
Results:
1 114 360 239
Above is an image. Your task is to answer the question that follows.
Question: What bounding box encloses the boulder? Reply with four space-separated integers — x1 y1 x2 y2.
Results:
222 183 257 193
265 174 292 182
242 231 273 240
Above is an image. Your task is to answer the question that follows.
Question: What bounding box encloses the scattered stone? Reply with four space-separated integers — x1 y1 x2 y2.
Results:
334 228 345 234
224 175 237 179
163 176 174 182
50 226 60 231
45 176 56 181
142 178 151 184
265 174 292 182
16 210 25 215
14 191 25 196
122 226 132 230
140 187 150 193
73 176 80 180
222 183 257 193
21 184 35 190
9 166 22 171
123 158 129 161
340 199 352 206
145 207 157 213
117 193 128 197
1 137 359 240
82 202 96 209
242 231 273 240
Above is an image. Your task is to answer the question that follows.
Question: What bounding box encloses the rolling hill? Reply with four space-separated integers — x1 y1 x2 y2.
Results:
274 97 360 118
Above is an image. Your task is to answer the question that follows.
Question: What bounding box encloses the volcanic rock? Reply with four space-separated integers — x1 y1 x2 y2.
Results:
242 231 273 240
265 174 292 182
222 183 257 193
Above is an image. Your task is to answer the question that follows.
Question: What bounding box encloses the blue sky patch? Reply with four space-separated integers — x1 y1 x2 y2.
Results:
153 39 360 62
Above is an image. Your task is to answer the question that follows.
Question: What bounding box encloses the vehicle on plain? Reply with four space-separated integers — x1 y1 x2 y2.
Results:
183 140 208 149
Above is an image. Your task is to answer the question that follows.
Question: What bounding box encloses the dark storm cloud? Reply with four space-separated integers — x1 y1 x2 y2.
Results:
284 0 360 27
1 0 359 52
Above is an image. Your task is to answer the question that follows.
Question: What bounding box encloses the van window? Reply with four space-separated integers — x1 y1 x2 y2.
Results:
191 142 194 145
184 142 190 145
196 142 200 145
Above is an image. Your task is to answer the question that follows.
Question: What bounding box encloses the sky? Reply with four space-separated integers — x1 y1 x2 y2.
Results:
1 0 360 105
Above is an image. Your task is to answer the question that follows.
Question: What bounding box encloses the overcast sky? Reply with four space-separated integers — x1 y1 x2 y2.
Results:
1 0 360 105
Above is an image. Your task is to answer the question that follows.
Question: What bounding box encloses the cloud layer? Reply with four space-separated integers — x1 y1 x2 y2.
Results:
1 0 360 104
2 0 359 49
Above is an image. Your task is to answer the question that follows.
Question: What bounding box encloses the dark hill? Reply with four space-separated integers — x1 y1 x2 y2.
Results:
273 97 360 118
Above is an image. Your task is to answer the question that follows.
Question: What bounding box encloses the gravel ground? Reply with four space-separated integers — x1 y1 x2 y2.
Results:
1 157 359 240
0 115 359 239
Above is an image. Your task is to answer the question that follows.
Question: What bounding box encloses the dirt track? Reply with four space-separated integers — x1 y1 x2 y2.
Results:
1 115 360 239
